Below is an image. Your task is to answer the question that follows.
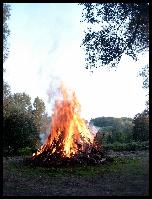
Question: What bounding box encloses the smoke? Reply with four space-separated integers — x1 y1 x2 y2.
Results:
88 122 100 136
39 133 47 145
47 76 62 103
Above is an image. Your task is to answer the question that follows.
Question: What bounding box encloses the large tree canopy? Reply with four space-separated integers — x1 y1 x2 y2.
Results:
80 3 149 70
3 87 49 154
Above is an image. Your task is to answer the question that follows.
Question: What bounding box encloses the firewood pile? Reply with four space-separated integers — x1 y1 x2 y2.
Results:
25 139 112 167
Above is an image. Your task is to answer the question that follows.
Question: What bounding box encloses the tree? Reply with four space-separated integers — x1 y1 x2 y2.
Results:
145 100 149 112
3 81 14 118
13 92 33 113
139 64 149 90
3 91 44 155
3 91 33 119
3 89 37 154
80 3 149 70
91 117 134 143
132 110 149 142
3 81 11 99
33 97 46 132
3 110 38 155
3 3 11 63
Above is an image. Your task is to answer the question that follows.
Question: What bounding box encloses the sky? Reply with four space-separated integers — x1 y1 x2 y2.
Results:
4 3 149 120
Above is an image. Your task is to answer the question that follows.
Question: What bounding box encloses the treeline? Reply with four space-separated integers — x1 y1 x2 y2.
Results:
91 113 149 144
3 79 149 155
3 81 51 155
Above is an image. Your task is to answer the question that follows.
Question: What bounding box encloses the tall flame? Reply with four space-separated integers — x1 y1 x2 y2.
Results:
33 83 94 158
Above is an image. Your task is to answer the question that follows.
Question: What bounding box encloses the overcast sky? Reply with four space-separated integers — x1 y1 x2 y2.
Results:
4 3 148 120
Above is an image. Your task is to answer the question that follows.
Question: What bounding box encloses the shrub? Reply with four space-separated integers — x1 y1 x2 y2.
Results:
103 141 149 151
17 147 33 156
3 110 38 155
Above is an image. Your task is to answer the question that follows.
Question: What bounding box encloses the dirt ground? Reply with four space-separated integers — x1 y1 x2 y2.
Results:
3 150 149 196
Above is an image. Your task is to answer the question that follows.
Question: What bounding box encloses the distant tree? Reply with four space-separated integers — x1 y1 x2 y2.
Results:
3 81 11 99
3 81 14 118
80 3 149 70
3 3 11 63
3 91 33 119
33 97 46 132
91 117 134 143
13 92 33 113
132 110 149 142
91 117 116 127
106 134 114 144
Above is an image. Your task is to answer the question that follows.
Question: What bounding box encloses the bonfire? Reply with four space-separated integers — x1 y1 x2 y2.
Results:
29 83 107 167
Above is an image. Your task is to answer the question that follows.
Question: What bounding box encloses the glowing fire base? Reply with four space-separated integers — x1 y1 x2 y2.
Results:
29 140 107 167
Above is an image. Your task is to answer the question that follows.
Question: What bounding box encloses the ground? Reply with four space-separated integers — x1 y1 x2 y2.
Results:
3 150 149 196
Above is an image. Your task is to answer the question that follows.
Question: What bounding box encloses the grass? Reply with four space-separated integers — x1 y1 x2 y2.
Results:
3 150 149 196
7 151 148 177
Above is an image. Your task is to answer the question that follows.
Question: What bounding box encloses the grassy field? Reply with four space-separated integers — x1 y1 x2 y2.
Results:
3 150 149 196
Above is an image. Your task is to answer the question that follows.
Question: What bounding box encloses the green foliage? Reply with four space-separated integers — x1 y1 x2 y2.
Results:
13 93 33 112
3 81 11 99
33 97 46 132
80 3 149 70
91 117 133 128
139 64 149 90
3 81 13 117
3 82 49 156
3 3 11 63
3 110 38 155
132 110 149 142
103 141 149 151
17 147 34 156
145 99 149 112
93 111 149 145
91 117 134 143
3 90 33 119
91 117 114 127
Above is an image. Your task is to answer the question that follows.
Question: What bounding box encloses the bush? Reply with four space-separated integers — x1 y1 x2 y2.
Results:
103 141 149 151
17 147 33 156
3 110 38 155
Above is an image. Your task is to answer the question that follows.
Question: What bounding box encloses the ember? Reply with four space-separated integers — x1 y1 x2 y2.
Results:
29 83 107 167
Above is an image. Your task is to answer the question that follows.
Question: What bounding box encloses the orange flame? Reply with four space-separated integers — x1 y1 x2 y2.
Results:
33 83 94 158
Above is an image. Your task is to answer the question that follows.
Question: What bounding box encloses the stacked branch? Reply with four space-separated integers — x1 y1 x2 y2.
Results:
26 137 111 167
